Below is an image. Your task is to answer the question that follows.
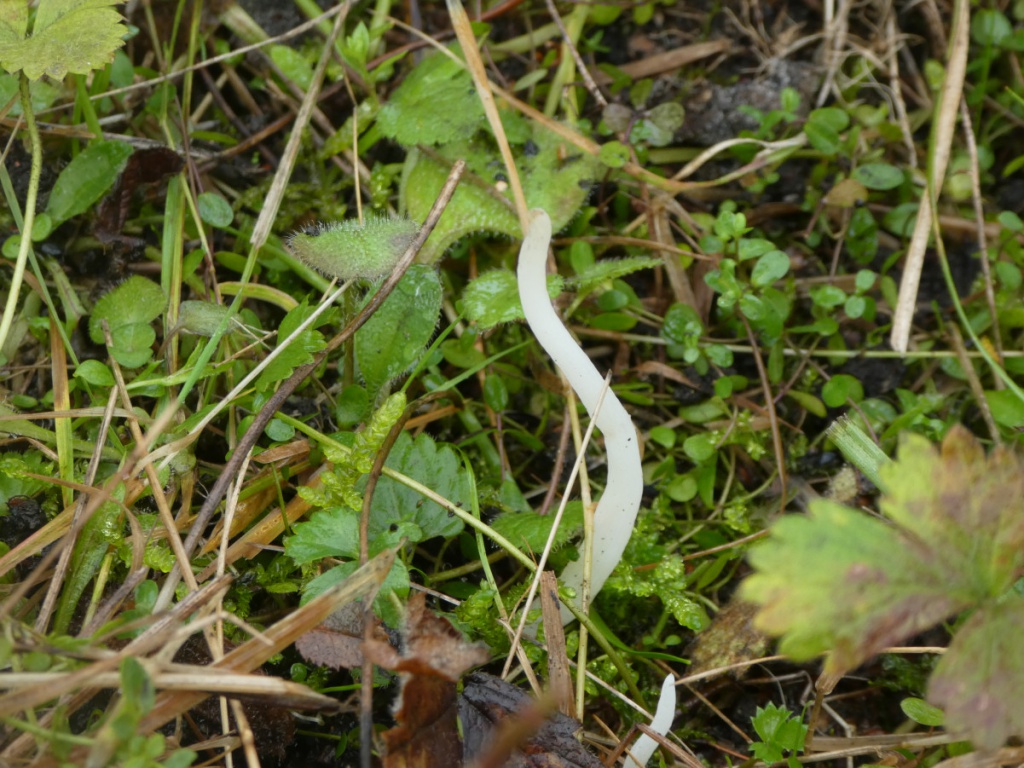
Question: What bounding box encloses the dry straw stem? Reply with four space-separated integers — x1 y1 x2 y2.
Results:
446 0 529 229
889 0 969 352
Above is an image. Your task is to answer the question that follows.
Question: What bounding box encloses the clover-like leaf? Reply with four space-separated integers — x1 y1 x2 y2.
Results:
0 0 127 81
927 597 1024 749
742 426 1024 677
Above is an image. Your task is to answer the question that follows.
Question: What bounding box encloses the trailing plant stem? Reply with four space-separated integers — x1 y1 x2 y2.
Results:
0 76 41 358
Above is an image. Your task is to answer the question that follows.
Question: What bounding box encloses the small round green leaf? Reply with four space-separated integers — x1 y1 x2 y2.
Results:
197 192 233 228
901 697 945 727
852 163 905 191
598 140 631 168
73 360 115 387
822 374 864 407
751 250 790 287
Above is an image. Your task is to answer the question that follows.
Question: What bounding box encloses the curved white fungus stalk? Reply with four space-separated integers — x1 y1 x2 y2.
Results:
625 674 677 768
517 209 644 625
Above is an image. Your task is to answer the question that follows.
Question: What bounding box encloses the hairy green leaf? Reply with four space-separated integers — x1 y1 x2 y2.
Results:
287 217 419 281
377 51 485 146
567 256 660 295
0 0 127 81
88 276 165 368
403 124 598 263
355 265 440 393
462 269 563 328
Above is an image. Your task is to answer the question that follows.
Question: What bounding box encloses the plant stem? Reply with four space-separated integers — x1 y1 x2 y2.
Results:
0 75 42 359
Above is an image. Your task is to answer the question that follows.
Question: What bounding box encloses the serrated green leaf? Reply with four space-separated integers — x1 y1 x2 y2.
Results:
742 498 969 674
928 598 1024 749
355 265 440 393
367 431 470 542
45 140 133 225
462 269 563 328
286 506 361 564
303 558 410 628
752 703 807 754
743 427 1024 676
0 0 127 81
878 429 1024 598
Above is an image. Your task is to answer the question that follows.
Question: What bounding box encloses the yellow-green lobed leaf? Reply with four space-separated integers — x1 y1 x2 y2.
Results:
0 0 127 81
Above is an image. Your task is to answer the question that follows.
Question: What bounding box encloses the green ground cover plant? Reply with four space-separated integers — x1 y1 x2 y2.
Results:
2 0 1024 766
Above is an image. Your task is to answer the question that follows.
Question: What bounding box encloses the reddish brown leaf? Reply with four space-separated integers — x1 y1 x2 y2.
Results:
367 593 489 768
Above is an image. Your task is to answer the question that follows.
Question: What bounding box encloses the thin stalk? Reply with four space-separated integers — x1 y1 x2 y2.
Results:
0 76 41 358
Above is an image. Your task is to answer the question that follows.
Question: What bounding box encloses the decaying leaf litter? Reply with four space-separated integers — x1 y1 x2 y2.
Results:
2 0 1024 766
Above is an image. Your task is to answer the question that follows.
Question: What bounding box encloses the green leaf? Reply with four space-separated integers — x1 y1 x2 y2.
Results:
197 191 233 228
490 503 585 553
750 250 790 287
0 0 127 81
311 392 406 510
804 107 849 155
852 163 905 191
598 140 630 168
255 300 329 393
269 44 313 89
355 265 441 393
809 284 847 308
377 50 484 146
462 269 563 328
287 217 419 281
751 702 808 760
286 506 361 564
900 697 944 727
568 256 659 295
45 140 133 225
88 276 165 368
367 431 470 542
822 374 864 406
984 389 1024 428
928 597 1024 749
73 359 114 387
55 496 122 633
742 427 1024 676
971 8 1013 47
403 124 599 263
0 452 54 505
303 558 410 628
